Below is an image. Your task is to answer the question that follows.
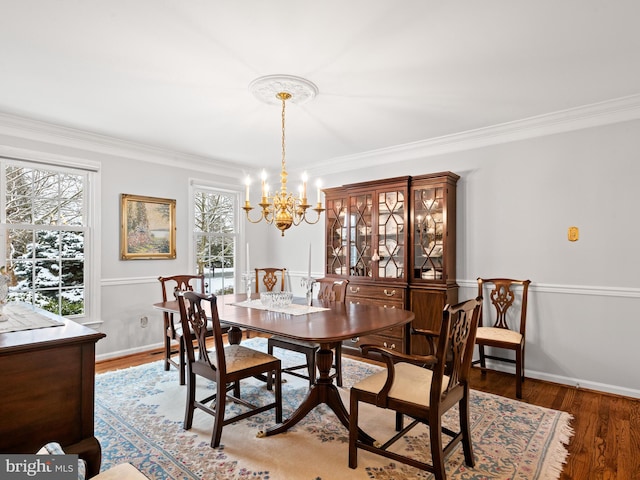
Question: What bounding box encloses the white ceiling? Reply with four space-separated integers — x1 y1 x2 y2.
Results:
1 1 639 173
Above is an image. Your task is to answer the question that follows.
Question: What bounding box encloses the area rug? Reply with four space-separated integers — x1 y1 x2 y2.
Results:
95 338 573 480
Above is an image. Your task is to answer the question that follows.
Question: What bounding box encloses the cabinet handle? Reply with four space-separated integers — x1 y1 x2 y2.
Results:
350 337 359 343
382 342 396 350
350 286 360 293
383 289 396 297
383 305 396 309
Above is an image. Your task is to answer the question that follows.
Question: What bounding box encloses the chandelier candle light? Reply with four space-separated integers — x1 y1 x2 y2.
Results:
244 75 324 236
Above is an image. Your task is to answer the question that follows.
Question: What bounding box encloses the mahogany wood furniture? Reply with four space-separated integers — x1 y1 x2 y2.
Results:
323 172 459 357
153 293 414 438
177 291 282 447
254 267 287 292
348 297 481 479
473 277 531 398
267 278 348 387
0 310 105 477
158 274 208 385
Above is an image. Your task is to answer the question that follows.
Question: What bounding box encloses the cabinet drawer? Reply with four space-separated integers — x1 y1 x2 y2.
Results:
346 284 406 301
345 333 405 353
346 297 404 309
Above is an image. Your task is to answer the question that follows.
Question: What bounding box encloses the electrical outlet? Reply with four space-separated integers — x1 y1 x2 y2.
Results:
140 316 148 328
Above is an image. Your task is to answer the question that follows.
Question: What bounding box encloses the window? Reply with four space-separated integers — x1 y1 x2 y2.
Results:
193 187 239 295
1 159 92 317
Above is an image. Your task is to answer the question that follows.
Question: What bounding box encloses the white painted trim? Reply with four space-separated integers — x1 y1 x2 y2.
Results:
457 279 640 298
481 361 640 399
312 94 640 176
96 341 164 362
0 112 248 178
2 95 640 180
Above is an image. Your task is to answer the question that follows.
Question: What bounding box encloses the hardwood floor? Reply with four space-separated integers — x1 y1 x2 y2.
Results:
96 344 640 480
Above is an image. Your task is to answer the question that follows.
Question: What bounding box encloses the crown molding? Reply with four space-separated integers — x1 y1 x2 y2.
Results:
313 94 640 176
0 112 248 178
2 93 639 179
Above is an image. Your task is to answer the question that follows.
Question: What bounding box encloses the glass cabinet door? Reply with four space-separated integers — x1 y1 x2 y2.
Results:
413 186 445 281
377 190 405 280
325 195 348 276
349 193 373 277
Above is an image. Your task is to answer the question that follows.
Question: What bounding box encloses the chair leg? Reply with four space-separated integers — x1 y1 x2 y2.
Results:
516 349 523 399
429 416 447 480
178 337 186 386
334 342 343 387
211 381 227 448
395 411 404 431
348 394 359 469
164 334 172 371
459 395 475 467
274 368 283 423
478 344 486 374
183 372 196 429
266 341 275 391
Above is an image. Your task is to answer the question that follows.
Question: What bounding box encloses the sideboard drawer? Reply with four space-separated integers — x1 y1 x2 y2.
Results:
345 333 405 353
346 284 406 302
346 297 405 309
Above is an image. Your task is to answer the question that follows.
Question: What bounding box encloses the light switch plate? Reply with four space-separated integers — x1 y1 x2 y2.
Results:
568 226 579 242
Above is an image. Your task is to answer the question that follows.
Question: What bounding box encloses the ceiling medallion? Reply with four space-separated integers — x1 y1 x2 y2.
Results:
249 74 319 106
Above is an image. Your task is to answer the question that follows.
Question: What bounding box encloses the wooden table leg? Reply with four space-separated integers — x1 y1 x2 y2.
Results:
263 343 375 444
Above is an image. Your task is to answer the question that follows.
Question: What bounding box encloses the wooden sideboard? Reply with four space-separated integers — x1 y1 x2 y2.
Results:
0 312 105 477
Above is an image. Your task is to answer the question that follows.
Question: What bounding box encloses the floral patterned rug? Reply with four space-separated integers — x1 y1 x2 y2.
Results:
95 338 573 479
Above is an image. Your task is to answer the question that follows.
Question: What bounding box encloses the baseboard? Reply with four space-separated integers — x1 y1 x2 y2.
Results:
482 361 640 399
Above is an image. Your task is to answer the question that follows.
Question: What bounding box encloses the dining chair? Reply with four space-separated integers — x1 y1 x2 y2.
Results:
245 267 288 339
158 274 210 385
473 277 531 398
177 290 283 448
267 278 348 388
254 267 287 293
348 297 482 480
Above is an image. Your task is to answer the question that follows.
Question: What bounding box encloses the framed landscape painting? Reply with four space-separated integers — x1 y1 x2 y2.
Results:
120 194 176 260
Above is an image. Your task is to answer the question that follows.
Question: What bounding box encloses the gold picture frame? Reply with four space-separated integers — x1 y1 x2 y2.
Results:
120 194 176 260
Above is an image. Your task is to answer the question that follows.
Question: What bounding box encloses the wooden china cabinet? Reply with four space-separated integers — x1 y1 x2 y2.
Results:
324 172 459 356
408 171 459 355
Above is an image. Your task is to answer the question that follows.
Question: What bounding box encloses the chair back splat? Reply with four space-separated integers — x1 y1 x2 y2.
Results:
255 267 287 293
348 297 482 480
177 291 282 448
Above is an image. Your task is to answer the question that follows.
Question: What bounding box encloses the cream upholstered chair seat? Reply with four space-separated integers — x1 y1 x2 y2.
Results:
475 326 522 344
211 345 281 373
353 362 449 407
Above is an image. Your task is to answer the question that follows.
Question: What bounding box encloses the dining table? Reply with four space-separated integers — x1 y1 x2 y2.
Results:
153 292 415 440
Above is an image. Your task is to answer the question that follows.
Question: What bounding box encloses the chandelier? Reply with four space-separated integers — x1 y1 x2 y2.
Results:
243 75 325 236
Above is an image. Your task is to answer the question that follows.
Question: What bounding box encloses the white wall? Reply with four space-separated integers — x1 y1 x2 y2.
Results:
1 114 638 398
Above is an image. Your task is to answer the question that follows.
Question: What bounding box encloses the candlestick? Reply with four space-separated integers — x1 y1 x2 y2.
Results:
245 176 250 202
302 172 308 201
316 179 322 204
261 170 267 198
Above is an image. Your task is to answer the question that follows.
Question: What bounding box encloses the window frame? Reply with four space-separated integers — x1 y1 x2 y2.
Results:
189 180 245 295
0 153 100 325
